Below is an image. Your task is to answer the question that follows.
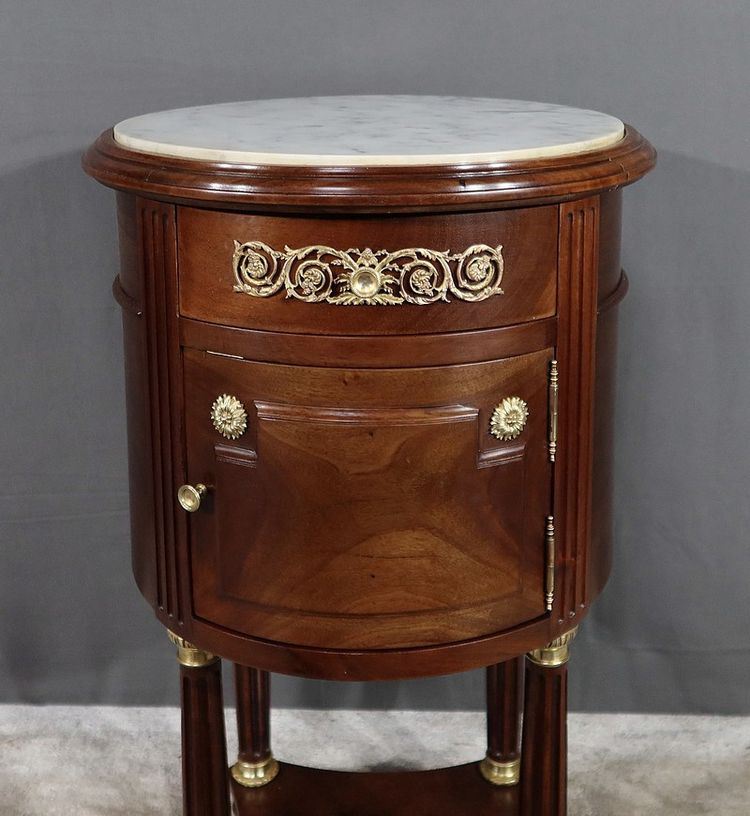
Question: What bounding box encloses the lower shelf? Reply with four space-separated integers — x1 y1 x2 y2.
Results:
231 761 520 816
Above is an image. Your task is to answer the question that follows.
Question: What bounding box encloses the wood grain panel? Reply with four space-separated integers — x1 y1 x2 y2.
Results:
179 316 557 369
177 206 558 335
184 349 553 650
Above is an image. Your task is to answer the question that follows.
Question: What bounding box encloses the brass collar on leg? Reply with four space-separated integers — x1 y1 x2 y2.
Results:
527 627 578 668
479 755 520 786
231 756 280 788
167 630 219 668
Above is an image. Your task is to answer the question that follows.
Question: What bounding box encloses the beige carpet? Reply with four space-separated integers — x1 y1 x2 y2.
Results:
1 706 748 815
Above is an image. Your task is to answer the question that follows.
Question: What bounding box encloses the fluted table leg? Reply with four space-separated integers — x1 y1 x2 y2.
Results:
232 665 280 787
168 631 231 816
520 628 577 816
480 657 523 785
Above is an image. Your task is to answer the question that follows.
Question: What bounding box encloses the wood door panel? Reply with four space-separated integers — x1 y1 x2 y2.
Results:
184 348 552 650
216 405 518 615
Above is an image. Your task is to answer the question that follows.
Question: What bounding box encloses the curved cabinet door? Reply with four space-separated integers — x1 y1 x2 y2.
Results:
183 348 553 650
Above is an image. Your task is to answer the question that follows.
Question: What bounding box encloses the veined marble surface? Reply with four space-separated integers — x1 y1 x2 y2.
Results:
113 95 625 167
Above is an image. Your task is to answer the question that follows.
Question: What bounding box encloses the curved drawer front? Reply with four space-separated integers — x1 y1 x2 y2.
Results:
177 206 558 335
184 347 553 650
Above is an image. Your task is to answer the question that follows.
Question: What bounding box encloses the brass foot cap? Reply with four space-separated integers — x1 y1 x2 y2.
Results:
527 626 578 668
231 756 280 788
166 630 218 668
479 755 520 786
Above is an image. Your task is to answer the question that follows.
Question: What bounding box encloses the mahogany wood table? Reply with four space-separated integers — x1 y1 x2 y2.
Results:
84 96 655 816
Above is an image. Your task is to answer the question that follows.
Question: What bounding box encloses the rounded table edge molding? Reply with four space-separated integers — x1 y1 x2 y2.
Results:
82 125 655 213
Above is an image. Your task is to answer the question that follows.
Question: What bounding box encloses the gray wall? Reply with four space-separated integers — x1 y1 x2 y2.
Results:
1 1 748 714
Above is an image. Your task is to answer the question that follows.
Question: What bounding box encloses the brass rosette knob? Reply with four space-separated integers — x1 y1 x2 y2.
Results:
210 394 248 440
490 396 529 441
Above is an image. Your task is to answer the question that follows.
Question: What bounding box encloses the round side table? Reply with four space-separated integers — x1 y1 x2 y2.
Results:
83 96 655 816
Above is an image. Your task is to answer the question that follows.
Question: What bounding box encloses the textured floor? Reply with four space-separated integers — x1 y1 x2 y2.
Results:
0 706 748 815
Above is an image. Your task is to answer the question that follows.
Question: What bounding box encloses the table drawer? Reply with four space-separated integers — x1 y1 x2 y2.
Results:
183 347 553 650
177 206 558 335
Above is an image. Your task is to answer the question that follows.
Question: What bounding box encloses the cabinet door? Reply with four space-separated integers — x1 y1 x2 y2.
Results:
183 348 553 650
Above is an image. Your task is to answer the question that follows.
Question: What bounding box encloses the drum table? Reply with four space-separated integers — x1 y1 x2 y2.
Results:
83 96 655 816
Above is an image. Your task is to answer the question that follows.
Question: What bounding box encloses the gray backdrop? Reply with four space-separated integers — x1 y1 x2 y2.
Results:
1 1 748 714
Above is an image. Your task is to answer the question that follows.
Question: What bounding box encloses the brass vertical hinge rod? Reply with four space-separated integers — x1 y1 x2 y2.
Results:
545 515 555 612
548 359 558 462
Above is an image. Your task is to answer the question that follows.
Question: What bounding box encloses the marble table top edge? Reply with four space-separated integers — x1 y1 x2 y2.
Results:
111 95 626 168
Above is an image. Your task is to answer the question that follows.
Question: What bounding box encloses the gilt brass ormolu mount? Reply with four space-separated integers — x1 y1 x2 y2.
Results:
210 393 248 440
232 241 504 306
479 755 522 787
489 396 529 441
167 630 218 668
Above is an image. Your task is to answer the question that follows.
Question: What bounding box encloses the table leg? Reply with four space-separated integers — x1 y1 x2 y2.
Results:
232 665 280 787
520 627 577 816
167 630 231 816
480 657 522 785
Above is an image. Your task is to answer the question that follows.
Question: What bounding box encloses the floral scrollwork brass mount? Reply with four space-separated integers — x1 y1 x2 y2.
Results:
232 241 504 306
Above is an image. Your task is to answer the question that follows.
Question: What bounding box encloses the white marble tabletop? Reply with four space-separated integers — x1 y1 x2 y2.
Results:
113 95 625 167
